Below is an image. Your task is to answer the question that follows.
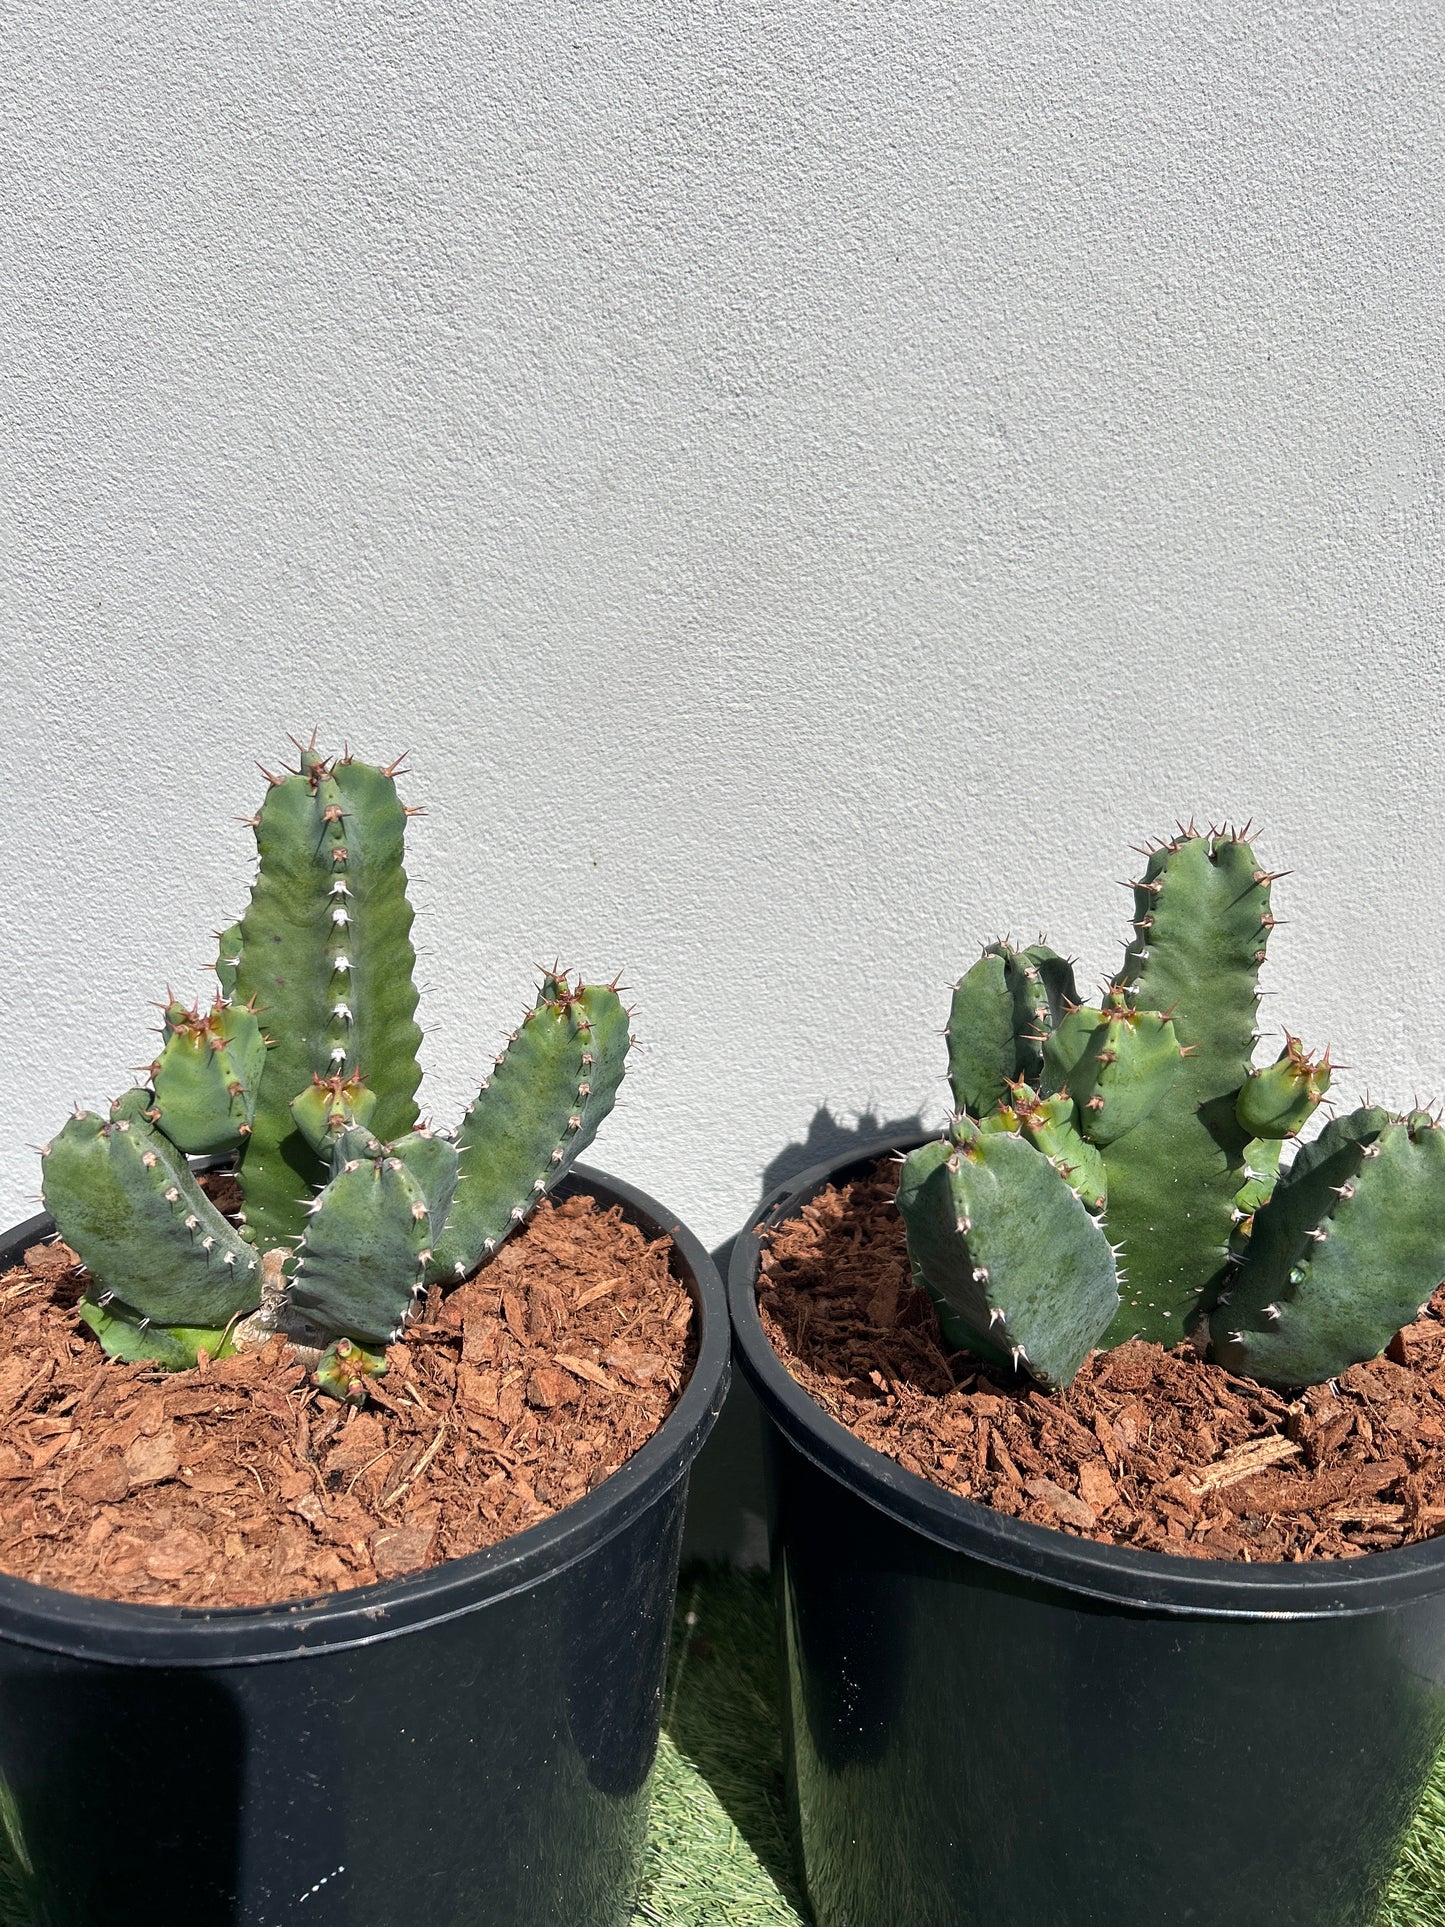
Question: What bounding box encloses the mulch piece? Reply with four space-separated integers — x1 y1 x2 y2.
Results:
758 1161 1445 1563
0 1190 695 1607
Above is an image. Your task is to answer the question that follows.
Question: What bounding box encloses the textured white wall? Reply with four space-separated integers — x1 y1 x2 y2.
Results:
1 1 1442 1250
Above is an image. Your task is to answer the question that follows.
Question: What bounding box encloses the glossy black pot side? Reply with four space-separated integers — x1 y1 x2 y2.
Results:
729 1132 1445 1927
0 1163 730 1927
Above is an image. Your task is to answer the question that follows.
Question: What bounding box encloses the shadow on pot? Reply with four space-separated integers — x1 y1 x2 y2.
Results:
683 1106 926 1575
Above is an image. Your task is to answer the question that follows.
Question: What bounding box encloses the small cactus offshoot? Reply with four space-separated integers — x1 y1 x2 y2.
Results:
40 740 632 1398
898 829 1445 1391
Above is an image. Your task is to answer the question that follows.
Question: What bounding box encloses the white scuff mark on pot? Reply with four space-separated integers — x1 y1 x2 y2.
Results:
298 1863 346 1903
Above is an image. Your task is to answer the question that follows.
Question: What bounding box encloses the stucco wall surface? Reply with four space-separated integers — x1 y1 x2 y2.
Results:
1 1 1442 1250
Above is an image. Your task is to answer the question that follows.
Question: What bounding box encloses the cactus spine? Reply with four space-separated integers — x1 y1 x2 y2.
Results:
40 742 633 1394
898 828 1445 1394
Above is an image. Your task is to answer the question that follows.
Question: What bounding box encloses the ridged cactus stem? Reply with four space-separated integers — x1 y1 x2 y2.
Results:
898 1123 1119 1388
428 975 630 1283
232 746 422 1252
1101 831 1271 1345
40 1090 260 1335
1214 1110 1445 1385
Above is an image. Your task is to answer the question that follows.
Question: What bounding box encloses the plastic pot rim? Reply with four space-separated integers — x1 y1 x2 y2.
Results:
730 1129 1445 1623
0 1162 729 1669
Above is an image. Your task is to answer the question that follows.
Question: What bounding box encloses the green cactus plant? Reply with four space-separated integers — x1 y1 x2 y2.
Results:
899 827 1445 1392
39 740 633 1397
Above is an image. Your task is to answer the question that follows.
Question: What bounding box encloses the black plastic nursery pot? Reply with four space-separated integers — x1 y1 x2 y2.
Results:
0 1163 728 1927
730 1132 1445 1927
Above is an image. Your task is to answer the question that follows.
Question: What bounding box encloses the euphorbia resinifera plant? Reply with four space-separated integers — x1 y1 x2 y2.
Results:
898 827 1445 1391
39 740 631 1400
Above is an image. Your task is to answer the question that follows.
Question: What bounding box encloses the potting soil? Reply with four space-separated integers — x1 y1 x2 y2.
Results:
0 1191 695 1606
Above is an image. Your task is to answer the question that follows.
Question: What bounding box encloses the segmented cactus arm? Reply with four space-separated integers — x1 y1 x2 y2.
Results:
1214 1112 1445 1386
428 976 630 1283
898 1125 1118 1390
40 1091 259 1331
1101 831 1271 1345
232 747 423 1250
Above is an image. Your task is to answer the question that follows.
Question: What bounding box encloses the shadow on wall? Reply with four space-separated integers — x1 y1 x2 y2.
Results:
682 1106 926 1571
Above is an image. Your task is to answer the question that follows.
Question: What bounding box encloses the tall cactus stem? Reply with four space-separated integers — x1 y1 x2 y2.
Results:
1100 831 1271 1345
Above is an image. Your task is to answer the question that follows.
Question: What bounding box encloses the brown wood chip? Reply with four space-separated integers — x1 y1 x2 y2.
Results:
1026 1477 1098 1530
123 1426 181 1488
555 1354 615 1391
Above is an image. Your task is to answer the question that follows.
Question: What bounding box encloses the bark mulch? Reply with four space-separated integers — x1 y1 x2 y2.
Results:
0 1192 694 1607
758 1161 1445 1563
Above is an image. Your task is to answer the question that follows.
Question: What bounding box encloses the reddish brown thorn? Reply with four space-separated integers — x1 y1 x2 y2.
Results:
381 751 411 779
402 804 427 817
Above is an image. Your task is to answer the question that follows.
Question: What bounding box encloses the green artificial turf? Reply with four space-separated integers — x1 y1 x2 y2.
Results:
640 1564 1445 1927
